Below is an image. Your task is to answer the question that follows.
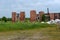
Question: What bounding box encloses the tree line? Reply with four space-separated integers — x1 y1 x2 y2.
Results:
0 16 12 22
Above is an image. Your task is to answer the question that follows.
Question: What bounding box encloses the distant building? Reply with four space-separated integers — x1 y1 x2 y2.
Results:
12 11 25 22
12 10 60 22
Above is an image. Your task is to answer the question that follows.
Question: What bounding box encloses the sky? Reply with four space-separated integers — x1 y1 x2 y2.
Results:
0 0 60 18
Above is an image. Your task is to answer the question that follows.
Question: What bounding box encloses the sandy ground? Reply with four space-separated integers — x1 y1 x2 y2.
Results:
0 27 60 40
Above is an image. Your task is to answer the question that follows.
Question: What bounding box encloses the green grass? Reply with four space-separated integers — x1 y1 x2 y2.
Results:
0 21 56 32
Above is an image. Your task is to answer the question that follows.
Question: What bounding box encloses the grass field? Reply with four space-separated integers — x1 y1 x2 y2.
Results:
0 27 60 40
0 21 56 32
0 21 60 40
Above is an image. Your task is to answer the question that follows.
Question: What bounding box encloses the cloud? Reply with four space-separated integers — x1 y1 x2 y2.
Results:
0 0 60 18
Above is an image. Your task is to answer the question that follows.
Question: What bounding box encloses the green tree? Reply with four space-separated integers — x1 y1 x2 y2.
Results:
7 18 12 21
2 16 7 22
42 14 46 22
0 18 2 21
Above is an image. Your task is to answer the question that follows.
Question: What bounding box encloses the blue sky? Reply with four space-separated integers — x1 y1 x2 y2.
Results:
0 0 60 18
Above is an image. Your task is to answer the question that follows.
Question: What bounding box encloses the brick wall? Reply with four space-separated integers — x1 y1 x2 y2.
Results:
20 12 25 22
12 12 17 22
59 13 60 19
49 13 54 20
30 10 36 22
54 13 59 19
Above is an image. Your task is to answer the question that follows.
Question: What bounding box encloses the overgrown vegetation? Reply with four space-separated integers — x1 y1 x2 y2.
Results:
0 21 56 32
0 16 57 32
42 14 46 22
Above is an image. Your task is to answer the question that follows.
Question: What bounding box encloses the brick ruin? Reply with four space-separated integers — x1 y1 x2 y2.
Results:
20 12 25 22
12 11 60 22
30 10 44 22
49 13 60 20
49 13 55 20
54 13 59 19
30 10 36 22
12 11 25 22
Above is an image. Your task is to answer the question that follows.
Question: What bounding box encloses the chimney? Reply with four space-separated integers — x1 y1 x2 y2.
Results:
47 8 49 14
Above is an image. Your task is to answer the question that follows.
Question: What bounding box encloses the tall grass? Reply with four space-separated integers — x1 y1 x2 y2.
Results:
0 21 56 32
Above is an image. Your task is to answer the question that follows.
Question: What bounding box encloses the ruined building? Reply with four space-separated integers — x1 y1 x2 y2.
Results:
12 11 25 22
12 10 60 22
30 10 36 22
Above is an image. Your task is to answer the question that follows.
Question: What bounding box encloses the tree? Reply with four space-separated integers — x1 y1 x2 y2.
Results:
0 18 2 21
42 14 46 22
2 16 7 22
7 18 12 21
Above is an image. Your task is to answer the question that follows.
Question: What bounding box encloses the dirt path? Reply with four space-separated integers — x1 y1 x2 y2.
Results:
0 32 50 40
0 27 60 40
10 32 50 40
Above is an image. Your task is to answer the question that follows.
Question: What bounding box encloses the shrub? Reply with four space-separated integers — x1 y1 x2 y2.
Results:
2 16 7 22
42 14 46 22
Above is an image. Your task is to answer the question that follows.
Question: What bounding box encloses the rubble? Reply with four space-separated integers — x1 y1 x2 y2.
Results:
46 19 60 24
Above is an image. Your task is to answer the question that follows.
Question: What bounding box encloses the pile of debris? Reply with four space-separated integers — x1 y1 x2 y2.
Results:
41 19 60 24
47 19 60 24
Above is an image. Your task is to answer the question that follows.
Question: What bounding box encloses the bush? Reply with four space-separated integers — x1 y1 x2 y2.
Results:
0 18 2 21
7 18 12 21
2 16 7 22
42 14 46 22
0 21 56 32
